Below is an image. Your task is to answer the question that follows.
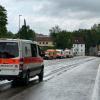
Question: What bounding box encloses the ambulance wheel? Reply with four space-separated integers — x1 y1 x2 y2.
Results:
38 67 44 82
23 72 29 85
11 79 17 87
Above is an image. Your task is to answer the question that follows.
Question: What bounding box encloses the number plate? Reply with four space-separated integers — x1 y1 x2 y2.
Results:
0 64 13 67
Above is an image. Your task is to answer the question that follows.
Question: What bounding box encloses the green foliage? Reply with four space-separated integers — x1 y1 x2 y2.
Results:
15 20 36 40
50 26 72 49
0 5 7 37
6 31 14 38
56 31 72 49
40 46 56 51
92 24 100 33
49 25 61 46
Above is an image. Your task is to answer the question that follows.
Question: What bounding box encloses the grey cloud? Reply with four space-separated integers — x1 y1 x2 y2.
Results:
10 0 100 19
37 0 100 19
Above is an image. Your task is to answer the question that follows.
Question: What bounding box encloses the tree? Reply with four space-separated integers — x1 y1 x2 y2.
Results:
15 19 36 40
6 31 14 38
56 31 72 49
0 5 7 37
92 24 100 33
49 25 61 46
50 26 72 49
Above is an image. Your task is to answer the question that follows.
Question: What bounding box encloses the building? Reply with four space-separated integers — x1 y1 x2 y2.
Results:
89 46 97 56
36 33 48 37
89 44 100 56
36 36 54 47
72 37 85 56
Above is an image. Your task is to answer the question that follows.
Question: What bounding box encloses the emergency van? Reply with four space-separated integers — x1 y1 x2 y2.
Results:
0 39 44 85
64 49 73 58
44 49 57 59
56 49 64 59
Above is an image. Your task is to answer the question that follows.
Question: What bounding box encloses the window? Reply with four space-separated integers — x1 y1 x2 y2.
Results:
31 44 37 57
25 47 28 55
23 43 31 57
46 42 48 44
0 42 19 58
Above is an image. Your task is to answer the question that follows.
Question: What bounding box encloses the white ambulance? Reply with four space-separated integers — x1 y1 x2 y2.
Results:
64 49 73 58
0 39 44 86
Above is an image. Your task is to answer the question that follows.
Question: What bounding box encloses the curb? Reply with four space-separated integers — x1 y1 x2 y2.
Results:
91 64 100 100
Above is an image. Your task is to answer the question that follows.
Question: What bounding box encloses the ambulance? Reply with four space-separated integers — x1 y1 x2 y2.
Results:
44 49 57 59
56 49 64 59
64 49 73 58
0 39 44 85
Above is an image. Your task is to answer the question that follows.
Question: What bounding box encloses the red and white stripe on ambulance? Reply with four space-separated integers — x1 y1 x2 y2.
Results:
0 57 43 68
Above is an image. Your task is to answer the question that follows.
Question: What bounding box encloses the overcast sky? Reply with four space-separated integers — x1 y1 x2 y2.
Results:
0 0 100 34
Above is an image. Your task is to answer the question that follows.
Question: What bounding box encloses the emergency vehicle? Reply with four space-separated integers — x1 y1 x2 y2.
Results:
56 49 64 59
64 49 73 58
44 49 57 59
97 51 100 57
0 39 44 86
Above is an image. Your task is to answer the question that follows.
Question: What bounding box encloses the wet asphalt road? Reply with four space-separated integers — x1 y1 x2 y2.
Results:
0 56 100 100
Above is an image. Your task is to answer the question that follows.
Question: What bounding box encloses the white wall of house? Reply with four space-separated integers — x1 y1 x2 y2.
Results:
72 44 85 56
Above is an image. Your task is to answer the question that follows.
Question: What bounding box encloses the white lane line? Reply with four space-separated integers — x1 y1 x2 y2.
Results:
91 64 100 100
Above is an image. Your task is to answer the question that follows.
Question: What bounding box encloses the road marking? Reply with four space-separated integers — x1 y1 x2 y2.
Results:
91 64 100 100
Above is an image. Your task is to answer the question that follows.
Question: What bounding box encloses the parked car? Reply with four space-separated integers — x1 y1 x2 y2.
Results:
97 51 100 57
0 39 44 86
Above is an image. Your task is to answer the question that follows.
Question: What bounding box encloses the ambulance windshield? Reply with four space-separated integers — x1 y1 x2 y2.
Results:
0 42 19 58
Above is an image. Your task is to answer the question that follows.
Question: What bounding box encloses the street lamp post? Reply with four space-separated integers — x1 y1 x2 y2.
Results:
19 15 22 38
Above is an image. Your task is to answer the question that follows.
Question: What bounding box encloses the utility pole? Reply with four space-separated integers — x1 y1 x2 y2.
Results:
19 15 22 38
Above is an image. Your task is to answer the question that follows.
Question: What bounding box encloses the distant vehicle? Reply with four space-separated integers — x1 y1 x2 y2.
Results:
0 39 44 86
64 49 73 58
56 49 64 59
44 49 57 59
97 51 100 57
